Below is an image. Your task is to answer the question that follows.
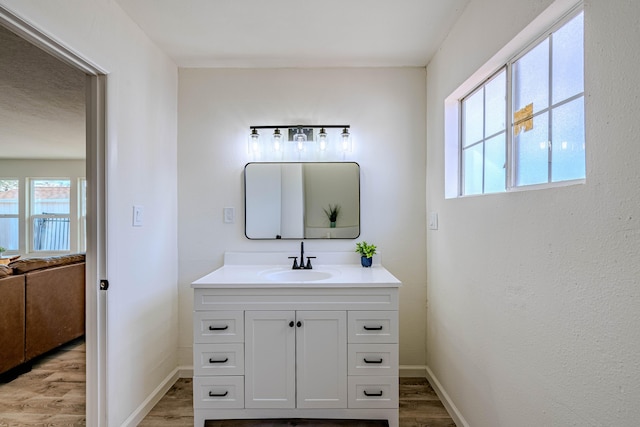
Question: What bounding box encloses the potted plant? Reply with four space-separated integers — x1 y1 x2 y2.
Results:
355 241 377 267
0 246 5 257
323 204 340 228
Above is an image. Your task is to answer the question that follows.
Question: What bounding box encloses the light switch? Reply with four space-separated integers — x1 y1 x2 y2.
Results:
133 205 144 227
223 207 235 223
428 212 438 230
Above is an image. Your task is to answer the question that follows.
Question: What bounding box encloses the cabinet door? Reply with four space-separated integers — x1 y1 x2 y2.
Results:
296 310 347 408
245 310 295 408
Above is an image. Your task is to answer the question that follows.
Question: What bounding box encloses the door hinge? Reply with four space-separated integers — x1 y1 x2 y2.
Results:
99 279 109 290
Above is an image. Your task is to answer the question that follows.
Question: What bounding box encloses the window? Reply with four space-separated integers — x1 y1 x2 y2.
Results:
30 179 71 252
461 69 507 195
79 178 87 252
0 180 19 252
458 8 584 196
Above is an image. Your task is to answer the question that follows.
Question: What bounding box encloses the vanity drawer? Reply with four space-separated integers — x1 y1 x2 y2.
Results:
194 343 244 376
193 376 244 409
348 344 398 376
347 376 398 409
348 311 398 343
194 311 244 343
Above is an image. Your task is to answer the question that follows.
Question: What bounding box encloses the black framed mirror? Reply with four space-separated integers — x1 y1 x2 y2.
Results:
244 162 360 239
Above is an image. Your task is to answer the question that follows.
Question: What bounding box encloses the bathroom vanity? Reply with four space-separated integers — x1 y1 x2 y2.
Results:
191 252 401 427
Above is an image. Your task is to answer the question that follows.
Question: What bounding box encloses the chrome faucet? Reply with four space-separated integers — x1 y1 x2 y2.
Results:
289 241 315 269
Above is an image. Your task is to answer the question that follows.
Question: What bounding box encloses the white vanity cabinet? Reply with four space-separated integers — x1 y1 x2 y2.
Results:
191 258 401 427
245 310 347 409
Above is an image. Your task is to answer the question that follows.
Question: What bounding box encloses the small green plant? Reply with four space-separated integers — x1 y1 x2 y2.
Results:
0 246 6 254
323 204 340 222
355 241 377 259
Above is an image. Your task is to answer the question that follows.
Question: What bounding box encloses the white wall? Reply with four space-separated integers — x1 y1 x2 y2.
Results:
426 0 640 425
0 1 179 426
178 68 427 367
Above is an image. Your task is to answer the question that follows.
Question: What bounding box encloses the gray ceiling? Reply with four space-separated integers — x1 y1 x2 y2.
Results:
115 0 469 68
0 25 85 160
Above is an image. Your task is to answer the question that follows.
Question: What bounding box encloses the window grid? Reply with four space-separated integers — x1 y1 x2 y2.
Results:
460 68 507 196
460 6 584 196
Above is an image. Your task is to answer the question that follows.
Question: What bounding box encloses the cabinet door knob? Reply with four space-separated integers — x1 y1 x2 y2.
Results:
364 358 383 364
209 325 229 331
297 321 302 327
209 357 229 364
363 325 383 331
363 390 383 397
208 391 229 397
289 321 295 327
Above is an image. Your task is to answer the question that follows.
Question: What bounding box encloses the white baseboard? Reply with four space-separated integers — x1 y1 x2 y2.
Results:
425 366 470 427
121 365 191 427
179 366 193 378
399 365 427 377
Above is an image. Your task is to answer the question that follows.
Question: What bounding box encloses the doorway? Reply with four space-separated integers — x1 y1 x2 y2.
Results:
0 5 107 425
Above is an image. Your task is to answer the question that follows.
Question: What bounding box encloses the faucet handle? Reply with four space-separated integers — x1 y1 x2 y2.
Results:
305 256 316 269
288 256 299 269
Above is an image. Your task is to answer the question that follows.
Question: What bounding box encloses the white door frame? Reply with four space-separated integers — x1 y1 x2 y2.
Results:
0 6 108 426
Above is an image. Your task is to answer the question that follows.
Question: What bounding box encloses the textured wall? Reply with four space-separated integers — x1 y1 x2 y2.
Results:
426 0 640 425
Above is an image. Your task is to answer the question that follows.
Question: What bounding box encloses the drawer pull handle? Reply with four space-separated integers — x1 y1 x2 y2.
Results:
209 357 229 364
364 358 383 364
209 325 229 331
363 325 383 331
364 390 383 397
209 391 229 397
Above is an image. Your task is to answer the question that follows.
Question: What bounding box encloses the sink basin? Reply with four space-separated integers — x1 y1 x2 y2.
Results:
261 268 339 282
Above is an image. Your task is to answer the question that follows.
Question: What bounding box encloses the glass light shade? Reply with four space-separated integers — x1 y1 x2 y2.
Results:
249 128 260 154
318 128 327 151
294 128 306 151
340 128 351 152
273 128 282 152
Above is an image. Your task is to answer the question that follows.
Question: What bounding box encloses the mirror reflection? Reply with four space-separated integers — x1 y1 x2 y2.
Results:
245 162 360 239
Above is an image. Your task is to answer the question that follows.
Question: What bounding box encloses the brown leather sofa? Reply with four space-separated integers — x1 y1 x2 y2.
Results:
0 254 85 378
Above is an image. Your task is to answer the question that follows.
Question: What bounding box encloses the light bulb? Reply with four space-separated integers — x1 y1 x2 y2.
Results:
295 128 306 152
341 128 351 152
250 128 260 153
273 128 282 152
318 128 327 151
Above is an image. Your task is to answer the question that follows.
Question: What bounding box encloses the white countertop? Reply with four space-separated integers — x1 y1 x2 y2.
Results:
191 252 401 288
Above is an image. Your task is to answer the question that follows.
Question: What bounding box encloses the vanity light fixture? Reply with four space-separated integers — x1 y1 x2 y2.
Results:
248 125 351 160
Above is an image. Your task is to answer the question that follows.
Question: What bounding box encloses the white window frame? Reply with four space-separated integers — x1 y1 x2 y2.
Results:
445 1 584 198
79 178 87 252
0 179 20 254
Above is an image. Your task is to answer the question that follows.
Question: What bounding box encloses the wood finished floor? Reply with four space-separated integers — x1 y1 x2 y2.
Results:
0 337 86 426
0 339 455 427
